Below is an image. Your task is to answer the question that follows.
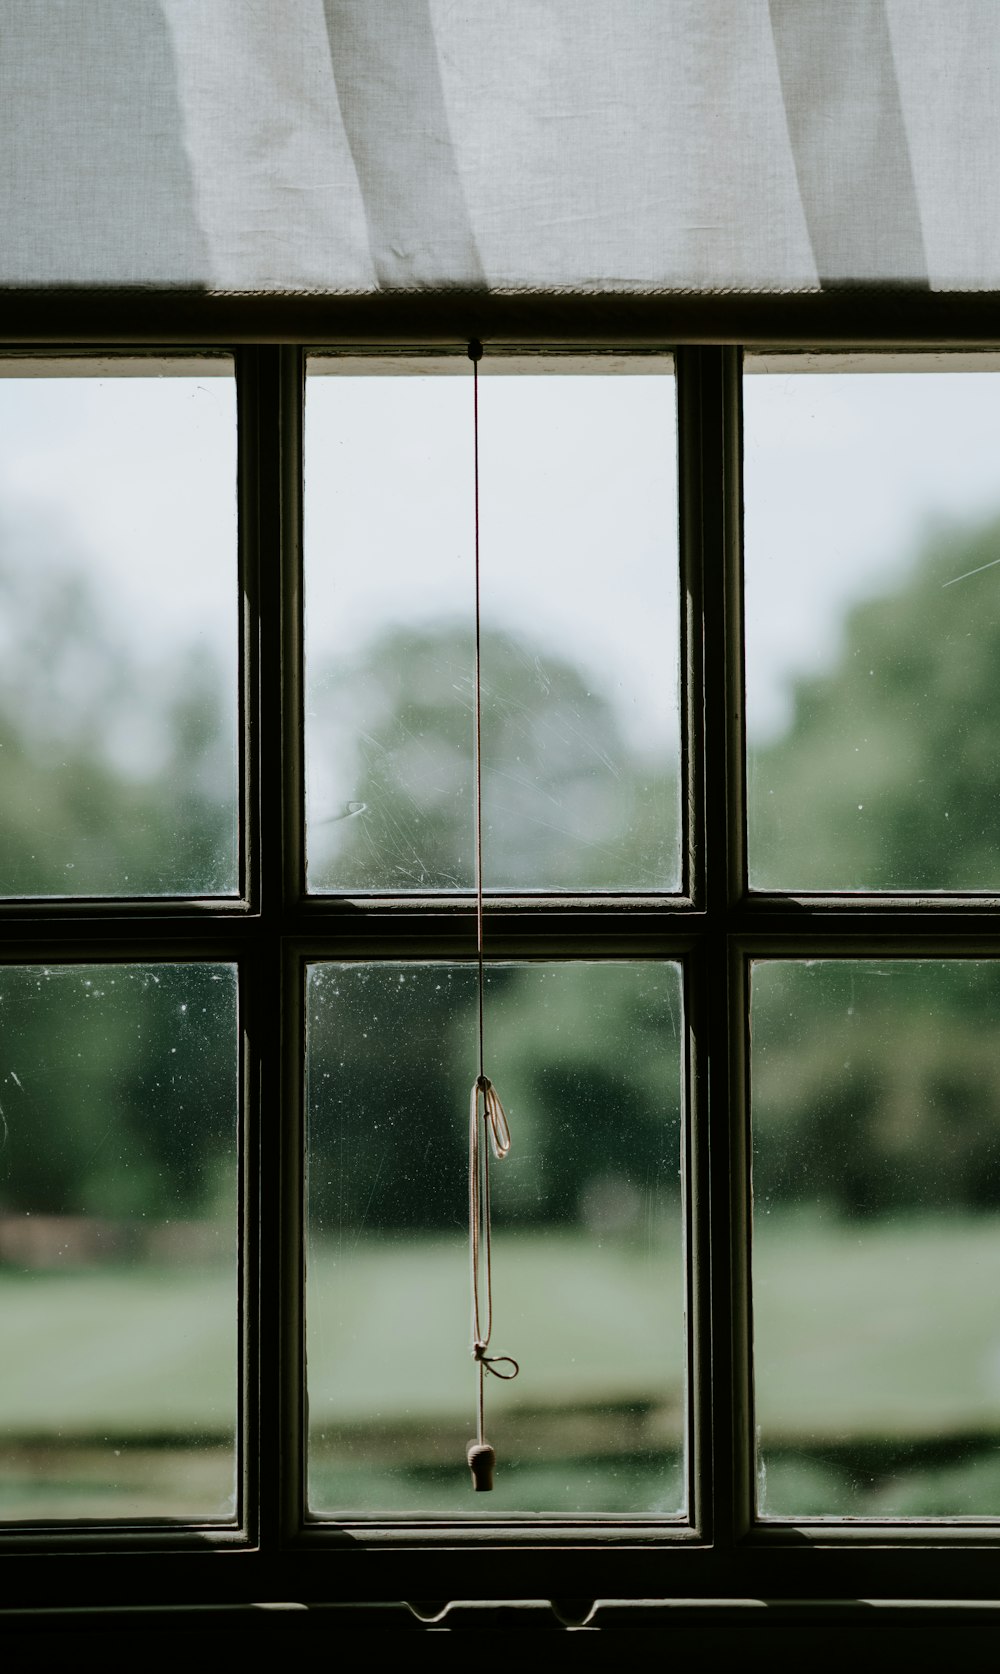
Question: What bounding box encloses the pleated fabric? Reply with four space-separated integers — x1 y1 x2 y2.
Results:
1 0 997 296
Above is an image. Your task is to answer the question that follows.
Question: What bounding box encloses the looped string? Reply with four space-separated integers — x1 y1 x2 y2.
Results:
473 1342 520 1380
469 1074 519 1445
477 1071 510 1159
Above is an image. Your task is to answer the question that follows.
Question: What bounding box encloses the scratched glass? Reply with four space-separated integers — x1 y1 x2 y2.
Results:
0 361 238 896
304 358 681 892
745 361 1000 891
0 964 238 1522
753 959 1000 1519
306 960 685 1518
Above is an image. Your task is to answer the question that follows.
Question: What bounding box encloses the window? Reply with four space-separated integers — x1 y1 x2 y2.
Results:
3 337 1000 1617
744 354 1000 1531
0 357 241 1526
301 352 687 1523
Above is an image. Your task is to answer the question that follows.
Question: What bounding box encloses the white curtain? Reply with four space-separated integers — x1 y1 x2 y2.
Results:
1 0 997 294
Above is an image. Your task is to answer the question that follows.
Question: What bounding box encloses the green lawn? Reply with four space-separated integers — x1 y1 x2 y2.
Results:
753 1210 1000 1516
305 1229 686 1514
0 1265 235 1434
753 1211 1000 1440
3 1214 1000 1518
306 1230 685 1423
2 1217 998 1439
0 1263 237 1520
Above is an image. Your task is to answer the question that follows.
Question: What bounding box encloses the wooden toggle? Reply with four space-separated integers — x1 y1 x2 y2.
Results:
467 1439 496 1492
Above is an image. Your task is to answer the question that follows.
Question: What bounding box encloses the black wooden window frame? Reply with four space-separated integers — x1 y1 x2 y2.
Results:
2 318 1000 1610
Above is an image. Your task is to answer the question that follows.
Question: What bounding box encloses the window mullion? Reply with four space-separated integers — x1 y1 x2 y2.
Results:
242 345 304 1551
678 346 750 1551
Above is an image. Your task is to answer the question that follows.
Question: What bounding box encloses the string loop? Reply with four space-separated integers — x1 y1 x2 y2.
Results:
473 1342 520 1380
477 1073 511 1158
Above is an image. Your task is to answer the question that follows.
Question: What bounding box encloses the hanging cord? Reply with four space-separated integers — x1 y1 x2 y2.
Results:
472 337 485 1085
466 339 518 1491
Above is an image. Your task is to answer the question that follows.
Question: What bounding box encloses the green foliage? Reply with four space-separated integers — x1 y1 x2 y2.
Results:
752 517 1000 891
0 965 236 1223
310 622 676 891
8 496 1000 1229
0 511 233 898
306 627 682 1232
751 517 1000 1216
753 961 1000 1216
479 963 681 1227
0 512 236 1227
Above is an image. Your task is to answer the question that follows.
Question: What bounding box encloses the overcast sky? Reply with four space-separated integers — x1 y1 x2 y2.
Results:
2 359 1000 762
744 364 1000 739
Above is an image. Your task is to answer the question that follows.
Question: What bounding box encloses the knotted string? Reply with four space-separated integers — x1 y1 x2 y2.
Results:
469 1074 519 1446
466 341 517 1473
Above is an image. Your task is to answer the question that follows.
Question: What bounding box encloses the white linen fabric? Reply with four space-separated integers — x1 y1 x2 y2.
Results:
1 0 996 295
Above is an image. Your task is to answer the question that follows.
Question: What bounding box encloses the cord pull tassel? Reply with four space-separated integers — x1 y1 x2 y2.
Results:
467 1440 495 1492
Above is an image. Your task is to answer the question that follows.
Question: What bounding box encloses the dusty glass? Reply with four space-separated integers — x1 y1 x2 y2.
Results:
304 359 681 893
306 960 685 1517
0 361 238 896
752 959 1000 1518
0 963 239 1521
745 360 1000 891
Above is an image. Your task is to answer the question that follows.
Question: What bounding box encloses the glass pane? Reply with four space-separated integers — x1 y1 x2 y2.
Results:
304 361 680 892
745 362 1000 890
0 362 238 896
307 961 684 1517
0 963 238 1521
753 959 1000 1519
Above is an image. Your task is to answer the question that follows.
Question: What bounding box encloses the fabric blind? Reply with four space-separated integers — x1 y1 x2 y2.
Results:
1 0 997 297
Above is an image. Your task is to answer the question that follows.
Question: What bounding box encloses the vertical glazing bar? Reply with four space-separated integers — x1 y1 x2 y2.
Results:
278 348 306 1541
244 345 305 1550
236 347 261 1542
676 356 703 913
678 346 750 1557
676 351 708 1540
720 347 753 1546
237 352 258 918
280 349 306 911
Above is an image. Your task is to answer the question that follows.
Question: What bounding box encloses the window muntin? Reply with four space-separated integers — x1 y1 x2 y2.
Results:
0 961 239 1523
305 958 686 1519
0 358 239 898
744 357 1000 892
303 357 681 894
751 958 1000 1521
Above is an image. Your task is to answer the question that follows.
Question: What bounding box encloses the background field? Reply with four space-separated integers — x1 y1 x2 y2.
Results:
3 1212 1000 1520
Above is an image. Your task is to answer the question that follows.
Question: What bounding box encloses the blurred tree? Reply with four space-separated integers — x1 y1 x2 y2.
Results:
307 959 683 1235
306 623 680 1229
14 500 1000 1228
0 511 236 1227
309 622 676 892
0 511 233 897
752 515 1000 1213
0 965 235 1222
751 517 1000 892
477 962 682 1229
